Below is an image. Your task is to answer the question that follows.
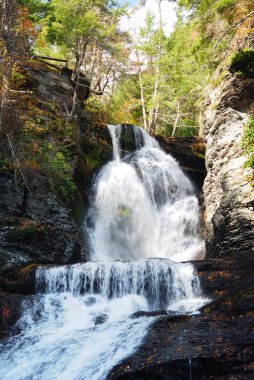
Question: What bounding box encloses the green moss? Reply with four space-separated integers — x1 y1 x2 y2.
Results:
229 49 254 77
6 84 78 205
6 224 46 243
215 0 236 14
242 116 254 184
82 136 111 172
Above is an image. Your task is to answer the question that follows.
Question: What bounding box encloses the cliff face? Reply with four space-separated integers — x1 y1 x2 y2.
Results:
203 74 254 257
0 175 82 272
0 61 112 281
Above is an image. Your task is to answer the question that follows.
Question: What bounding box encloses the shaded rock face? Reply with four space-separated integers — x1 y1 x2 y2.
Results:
109 252 254 380
0 293 29 339
0 175 83 275
203 74 254 257
156 136 206 191
23 62 90 116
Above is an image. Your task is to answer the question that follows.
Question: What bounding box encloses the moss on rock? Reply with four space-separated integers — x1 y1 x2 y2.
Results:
229 49 254 78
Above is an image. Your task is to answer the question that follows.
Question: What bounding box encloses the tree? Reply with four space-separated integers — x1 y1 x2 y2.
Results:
0 0 28 132
39 0 126 119
133 10 166 134
16 0 52 23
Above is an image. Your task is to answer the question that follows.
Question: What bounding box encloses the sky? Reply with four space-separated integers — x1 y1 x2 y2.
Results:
119 0 177 37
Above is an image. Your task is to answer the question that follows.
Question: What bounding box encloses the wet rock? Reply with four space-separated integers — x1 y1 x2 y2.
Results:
0 293 29 339
108 252 254 380
130 310 179 319
156 136 206 191
0 264 36 295
76 123 112 205
84 296 97 306
203 74 254 257
94 313 108 325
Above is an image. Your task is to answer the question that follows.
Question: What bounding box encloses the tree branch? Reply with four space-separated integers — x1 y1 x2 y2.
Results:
217 10 254 45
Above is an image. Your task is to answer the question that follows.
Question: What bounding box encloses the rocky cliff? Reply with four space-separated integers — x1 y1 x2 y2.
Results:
203 74 254 257
0 61 113 283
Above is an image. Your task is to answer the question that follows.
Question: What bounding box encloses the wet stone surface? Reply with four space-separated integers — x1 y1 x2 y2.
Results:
109 252 254 380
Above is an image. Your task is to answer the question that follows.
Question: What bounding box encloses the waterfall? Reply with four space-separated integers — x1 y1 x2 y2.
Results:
88 125 205 262
0 125 207 380
36 259 201 311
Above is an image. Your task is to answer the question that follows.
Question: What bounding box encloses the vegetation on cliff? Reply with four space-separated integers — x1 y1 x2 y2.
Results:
242 115 254 183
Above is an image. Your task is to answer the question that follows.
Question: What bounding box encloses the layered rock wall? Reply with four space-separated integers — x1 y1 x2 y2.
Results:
203 74 254 257
0 175 83 272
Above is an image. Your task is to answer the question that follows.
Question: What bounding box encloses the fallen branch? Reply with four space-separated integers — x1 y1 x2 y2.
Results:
90 88 103 95
217 10 254 46
8 89 30 93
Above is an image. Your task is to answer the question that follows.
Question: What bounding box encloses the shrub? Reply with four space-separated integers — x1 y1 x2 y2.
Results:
242 116 254 175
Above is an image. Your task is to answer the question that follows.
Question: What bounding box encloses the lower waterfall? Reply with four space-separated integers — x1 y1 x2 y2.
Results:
0 125 207 380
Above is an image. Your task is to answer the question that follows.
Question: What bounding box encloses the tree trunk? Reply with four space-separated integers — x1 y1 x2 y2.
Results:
148 0 163 135
0 0 16 133
70 39 87 121
136 51 148 131
20 187 29 217
171 102 180 137
148 64 160 135
138 69 148 131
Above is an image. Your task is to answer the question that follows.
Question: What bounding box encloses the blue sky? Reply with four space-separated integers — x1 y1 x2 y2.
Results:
119 0 138 6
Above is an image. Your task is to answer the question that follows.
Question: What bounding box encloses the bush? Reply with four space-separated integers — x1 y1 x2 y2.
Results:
242 116 254 175
36 142 77 201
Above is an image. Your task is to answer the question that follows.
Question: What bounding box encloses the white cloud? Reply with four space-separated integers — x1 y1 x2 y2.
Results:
120 0 177 38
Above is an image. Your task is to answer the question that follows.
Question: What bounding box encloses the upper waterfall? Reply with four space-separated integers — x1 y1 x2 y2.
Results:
87 124 205 262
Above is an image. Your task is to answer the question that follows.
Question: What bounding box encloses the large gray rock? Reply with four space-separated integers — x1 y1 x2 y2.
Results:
203 74 254 257
22 62 90 116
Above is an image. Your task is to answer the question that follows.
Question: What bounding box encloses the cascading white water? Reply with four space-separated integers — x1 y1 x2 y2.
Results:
89 125 205 262
36 259 201 310
0 125 207 380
